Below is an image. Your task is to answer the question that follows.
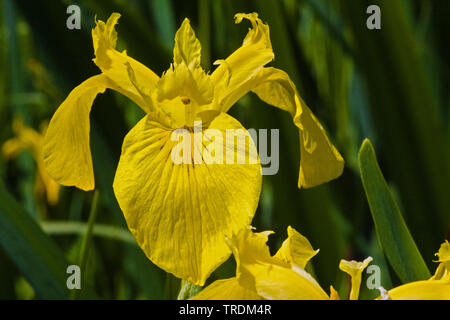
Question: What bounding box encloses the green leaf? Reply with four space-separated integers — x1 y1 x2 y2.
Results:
358 139 430 283
339 0 450 255
0 181 70 299
70 190 100 300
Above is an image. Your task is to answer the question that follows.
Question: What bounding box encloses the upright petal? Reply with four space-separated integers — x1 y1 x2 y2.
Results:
113 113 261 285
43 74 118 191
274 225 319 269
173 18 201 69
92 13 159 112
191 278 262 300
211 13 274 112
339 257 373 300
251 67 344 188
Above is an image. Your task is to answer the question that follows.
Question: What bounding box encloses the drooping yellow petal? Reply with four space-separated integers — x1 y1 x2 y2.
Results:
92 13 159 112
380 280 450 300
431 240 450 281
228 227 329 300
274 225 319 269
251 67 344 188
113 113 261 285
43 74 120 191
211 13 274 112
191 278 262 300
339 257 373 300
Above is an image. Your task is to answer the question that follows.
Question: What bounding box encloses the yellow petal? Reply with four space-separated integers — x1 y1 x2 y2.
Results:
435 240 450 262
431 240 450 281
382 280 450 300
339 257 373 300
173 18 201 69
152 18 215 128
211 13 274 112
251 67 344 188
191 278 262 300
92 13 159 112
43 74 119 191
329 285 340 300
274 225 319 269
40 167 60 205
159 63 213 105
113 113 261 285
228 227 329 300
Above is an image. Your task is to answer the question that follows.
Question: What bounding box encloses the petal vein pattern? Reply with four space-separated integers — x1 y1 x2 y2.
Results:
113 113 261 285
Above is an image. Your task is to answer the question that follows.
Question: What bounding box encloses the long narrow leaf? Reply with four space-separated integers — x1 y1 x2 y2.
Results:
0 182 98 298
358 139 430 283
0 181 70 299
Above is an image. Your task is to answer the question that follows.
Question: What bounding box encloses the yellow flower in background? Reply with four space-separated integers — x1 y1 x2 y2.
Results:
193 227 450 300
43 12 343 285
2 117 60 205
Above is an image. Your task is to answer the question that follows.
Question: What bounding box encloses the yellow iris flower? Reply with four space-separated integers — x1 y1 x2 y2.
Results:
3 117 60 205
43 12 343 285
193 227 450 300
378 240 450 300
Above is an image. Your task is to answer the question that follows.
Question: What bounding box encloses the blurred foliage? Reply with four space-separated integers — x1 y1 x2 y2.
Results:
0 0 448 299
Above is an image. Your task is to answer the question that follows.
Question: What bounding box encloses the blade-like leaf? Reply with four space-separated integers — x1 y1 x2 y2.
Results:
0 181 96 299
358 139 430 283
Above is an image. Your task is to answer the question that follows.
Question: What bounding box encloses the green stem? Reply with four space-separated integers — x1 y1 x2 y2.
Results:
177 279 203 300
40 221 136 245
70 190 100 300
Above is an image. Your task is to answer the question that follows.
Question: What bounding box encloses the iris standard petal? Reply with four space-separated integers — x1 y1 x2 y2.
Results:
43 74 117 191
211 13 274 112
173 18 201 69
251 67 344 188
155 18 214 127
113 113 261 285
92 13 159 112
191 278 262 300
